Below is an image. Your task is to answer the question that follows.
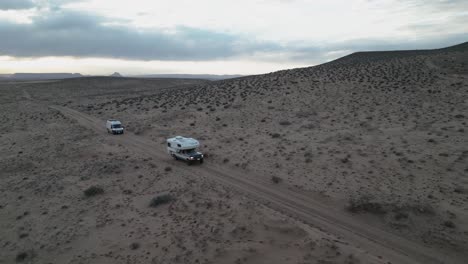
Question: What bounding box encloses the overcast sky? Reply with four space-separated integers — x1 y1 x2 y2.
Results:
0 0 467 75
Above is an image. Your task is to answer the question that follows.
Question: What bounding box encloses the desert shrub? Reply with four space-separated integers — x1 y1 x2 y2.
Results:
123 189 133 195
394 211 409 220
279 120 292 126
130 242 140 250
443 220 455 228
150 194 173 207
408 203 435 215
347 196 386 214
84 186 104 197
164 166 172 172
271 133 281 138
271 176 282 184
16 252 28 262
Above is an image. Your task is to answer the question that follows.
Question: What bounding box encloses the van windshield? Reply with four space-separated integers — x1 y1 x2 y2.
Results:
111 124 122 129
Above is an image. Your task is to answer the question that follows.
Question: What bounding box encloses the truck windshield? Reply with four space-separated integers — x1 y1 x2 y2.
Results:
111 124 121 129
186 149 197 154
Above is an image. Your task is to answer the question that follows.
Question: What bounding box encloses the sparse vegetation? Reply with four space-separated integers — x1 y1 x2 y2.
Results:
130 242 140 250
394 211 409 220
16 252 28 262
271 176 282 184
150 194 174 207
454 187 466 194
347 196 386 214
443 220 456 228
83 186 104 197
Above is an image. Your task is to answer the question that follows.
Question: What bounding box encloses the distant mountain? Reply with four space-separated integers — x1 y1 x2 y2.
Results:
9 73 83 80
131 74 243 80
1 72 242 81
110 72 123 77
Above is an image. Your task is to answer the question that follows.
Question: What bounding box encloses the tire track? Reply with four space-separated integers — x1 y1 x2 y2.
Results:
50 105 464 264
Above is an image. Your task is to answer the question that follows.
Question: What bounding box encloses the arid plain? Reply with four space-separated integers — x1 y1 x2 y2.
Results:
1 42 467 264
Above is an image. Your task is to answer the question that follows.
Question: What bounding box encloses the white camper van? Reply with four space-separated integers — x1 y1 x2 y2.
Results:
167 136 204 165
106 120 124 134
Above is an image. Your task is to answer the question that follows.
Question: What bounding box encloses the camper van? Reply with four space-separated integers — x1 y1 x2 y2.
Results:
167 136 204 165
106 120 124 134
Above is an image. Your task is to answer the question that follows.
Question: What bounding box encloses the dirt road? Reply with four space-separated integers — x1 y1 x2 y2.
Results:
50 104 465 264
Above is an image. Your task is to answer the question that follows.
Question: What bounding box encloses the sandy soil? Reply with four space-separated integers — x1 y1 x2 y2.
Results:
1 43 467 263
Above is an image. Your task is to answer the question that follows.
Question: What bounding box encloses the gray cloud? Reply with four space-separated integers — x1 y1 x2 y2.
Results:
328 34 468 52
264 33 465 66
0 10 281 61
0 7 466 63
259 33 468 64
0 0 34 10
399 0 468 9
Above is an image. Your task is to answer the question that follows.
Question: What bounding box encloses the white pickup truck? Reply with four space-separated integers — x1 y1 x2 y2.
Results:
106 120 124 134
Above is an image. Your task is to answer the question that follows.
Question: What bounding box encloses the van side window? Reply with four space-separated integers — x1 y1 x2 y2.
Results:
167 143 171 147
177 144 181 147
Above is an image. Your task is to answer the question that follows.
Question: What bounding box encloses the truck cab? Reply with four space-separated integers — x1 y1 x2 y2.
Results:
106 120 124 134
167 136 204 165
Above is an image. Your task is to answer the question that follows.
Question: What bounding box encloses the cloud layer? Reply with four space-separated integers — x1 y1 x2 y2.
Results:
0 0 467 74
0 0 34 10
0 10 284 61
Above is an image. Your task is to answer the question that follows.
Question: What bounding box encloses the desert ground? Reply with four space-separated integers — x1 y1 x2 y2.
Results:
1 42 467 264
